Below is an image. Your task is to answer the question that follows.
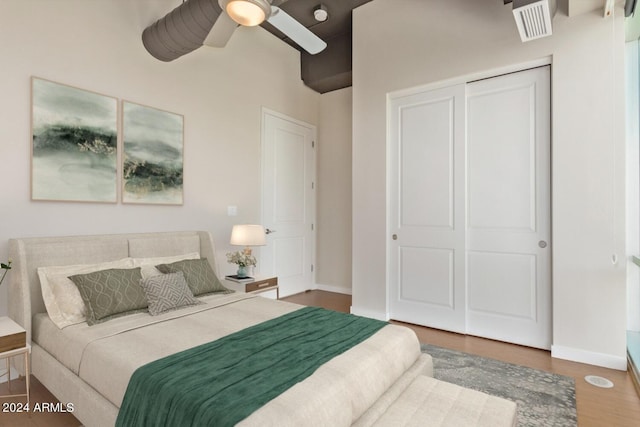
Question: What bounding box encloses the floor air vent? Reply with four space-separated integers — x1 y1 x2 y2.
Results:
513 0 553 42
584 375 615 388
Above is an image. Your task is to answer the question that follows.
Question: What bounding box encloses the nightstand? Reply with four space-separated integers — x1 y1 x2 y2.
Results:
224 276 279 299
0 317 30 406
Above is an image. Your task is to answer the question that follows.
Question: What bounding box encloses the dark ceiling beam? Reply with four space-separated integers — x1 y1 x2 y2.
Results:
301 31 352 93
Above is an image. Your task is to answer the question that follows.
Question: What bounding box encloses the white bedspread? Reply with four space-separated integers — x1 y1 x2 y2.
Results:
33 294 423 426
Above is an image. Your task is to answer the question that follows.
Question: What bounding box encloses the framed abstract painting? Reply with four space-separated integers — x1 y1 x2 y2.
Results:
122 101 184 205
31 77 118 203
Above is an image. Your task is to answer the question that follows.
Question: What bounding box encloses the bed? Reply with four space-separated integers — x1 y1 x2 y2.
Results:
7 231 433 427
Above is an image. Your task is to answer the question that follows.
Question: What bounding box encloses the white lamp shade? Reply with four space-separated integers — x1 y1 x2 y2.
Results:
230 224 266 246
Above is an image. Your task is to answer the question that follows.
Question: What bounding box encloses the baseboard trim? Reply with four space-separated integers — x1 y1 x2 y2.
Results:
315 283 352 295
551 344 627 371
350 306 389 321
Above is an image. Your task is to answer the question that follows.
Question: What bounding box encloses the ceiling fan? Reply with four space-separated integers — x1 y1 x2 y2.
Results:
205 0 327 54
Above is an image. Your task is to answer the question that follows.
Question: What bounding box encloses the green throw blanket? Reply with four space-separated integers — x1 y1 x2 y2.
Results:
116 306 387 427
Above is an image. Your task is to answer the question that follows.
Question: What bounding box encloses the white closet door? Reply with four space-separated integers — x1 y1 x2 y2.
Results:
466 66 551 349
388 66 551 349
388 84 467 333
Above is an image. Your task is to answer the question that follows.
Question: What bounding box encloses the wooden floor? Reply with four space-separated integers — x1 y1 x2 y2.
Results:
285 290 640 427
2 290 640 426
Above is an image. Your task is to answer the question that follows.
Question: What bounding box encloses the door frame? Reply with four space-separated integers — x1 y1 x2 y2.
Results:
386 57 552 336
260 107 317 294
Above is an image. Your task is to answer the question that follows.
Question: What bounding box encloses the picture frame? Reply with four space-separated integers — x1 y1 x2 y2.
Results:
31 77 118 203
121 101 184 205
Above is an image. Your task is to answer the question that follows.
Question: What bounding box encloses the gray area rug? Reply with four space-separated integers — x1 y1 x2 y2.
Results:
421 344 577 426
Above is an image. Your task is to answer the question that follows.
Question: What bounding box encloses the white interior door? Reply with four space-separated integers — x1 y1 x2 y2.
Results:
389 84 467 333
261 109 315 297
466 66 551 349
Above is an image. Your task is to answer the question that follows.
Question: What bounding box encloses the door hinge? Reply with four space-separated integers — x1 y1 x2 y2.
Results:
312 140 315 148
312 182 315 190
311 264 314 272
311 223 314 231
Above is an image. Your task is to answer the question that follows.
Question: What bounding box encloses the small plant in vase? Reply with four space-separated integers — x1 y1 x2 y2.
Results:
0 260 12 287
226 251 256 278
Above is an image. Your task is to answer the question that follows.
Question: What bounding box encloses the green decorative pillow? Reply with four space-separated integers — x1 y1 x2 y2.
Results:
140 271 202 316
155 258 232 296
69 268 147 325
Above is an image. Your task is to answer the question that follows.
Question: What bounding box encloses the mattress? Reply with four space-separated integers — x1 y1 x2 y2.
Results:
33 294 423 425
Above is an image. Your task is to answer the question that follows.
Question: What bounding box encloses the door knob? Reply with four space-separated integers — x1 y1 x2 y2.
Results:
392 234 398 240
538 240 547 248
265 228 276 234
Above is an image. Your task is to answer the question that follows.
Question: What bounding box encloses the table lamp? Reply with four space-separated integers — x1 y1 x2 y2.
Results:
230 224 266 278
230 224 267 256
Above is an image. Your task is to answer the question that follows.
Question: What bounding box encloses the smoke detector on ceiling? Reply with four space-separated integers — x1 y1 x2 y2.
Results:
314 4 328 22
512 0 555 42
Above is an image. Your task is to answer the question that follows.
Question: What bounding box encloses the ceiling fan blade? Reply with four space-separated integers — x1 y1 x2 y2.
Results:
267 6 327 55
203 11 238 48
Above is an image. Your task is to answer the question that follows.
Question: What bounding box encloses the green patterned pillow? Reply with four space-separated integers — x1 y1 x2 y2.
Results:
155 258 232 296
140 271 202 316
69 268 147 325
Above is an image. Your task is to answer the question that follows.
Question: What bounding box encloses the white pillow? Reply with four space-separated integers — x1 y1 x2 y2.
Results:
38 258 135 329
131 252 200 279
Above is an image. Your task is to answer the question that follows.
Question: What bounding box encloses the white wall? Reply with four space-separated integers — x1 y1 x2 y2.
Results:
0 0 320 316
316 88 353 294
352 0 627 369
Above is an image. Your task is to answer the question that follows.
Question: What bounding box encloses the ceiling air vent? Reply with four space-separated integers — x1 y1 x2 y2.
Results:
512 0 553 42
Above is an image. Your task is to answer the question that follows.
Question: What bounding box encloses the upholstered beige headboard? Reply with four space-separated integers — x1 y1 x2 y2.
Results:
7 231 218 344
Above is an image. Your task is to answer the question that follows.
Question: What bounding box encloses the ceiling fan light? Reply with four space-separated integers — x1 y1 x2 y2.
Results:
224 0 271 27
